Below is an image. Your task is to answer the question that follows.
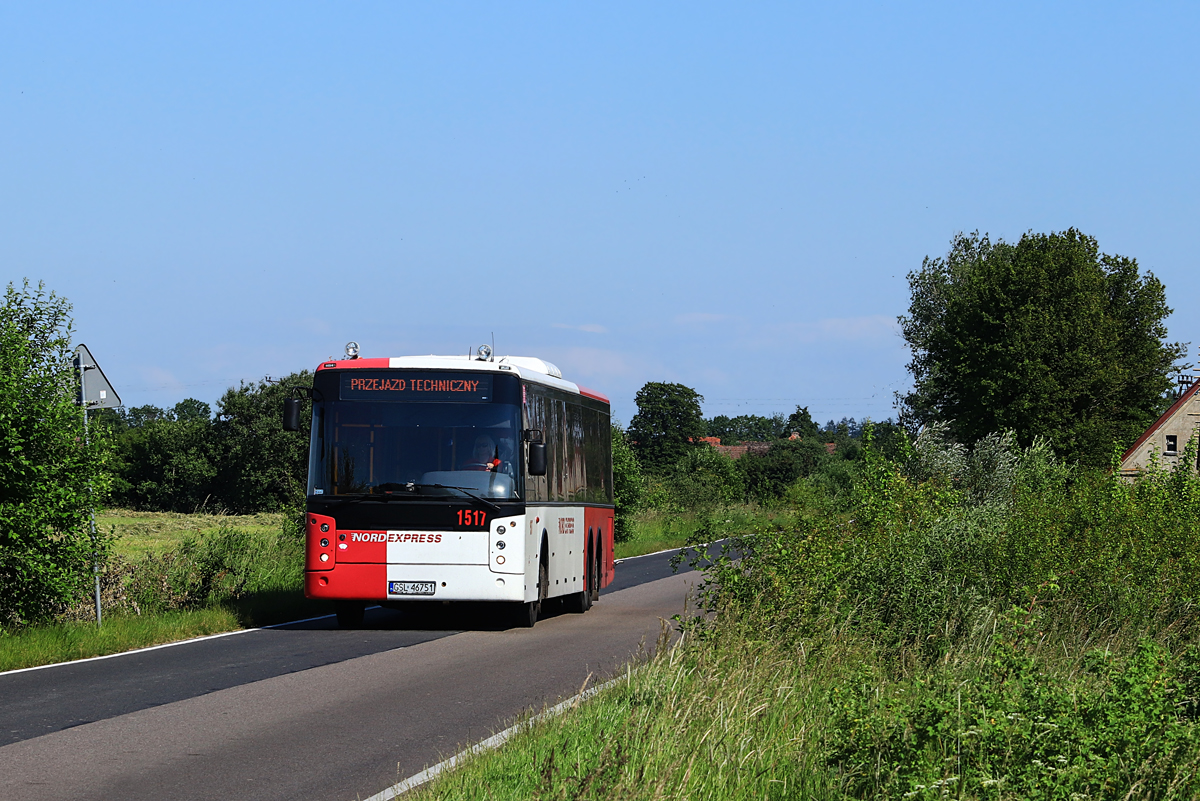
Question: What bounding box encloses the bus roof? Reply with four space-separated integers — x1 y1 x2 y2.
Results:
314 354 610 404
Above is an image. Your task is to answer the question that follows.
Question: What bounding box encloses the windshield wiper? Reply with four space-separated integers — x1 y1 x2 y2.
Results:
410 483 502 513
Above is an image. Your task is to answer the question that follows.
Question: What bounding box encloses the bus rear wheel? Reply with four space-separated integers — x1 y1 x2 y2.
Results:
335 600 366 629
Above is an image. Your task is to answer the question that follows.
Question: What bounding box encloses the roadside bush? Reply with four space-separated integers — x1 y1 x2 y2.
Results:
0 281 112 627
739 437 831 502
668 446 744 511
611 424 643 543
680 427 1200 796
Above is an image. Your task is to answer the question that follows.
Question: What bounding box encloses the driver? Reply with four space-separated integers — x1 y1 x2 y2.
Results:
463 435 501 472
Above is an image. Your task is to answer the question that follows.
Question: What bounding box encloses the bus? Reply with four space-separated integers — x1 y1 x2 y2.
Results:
283 345 615 628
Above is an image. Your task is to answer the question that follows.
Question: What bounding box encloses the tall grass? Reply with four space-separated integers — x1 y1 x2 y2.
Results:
1 508 323 670
412 431 1200 799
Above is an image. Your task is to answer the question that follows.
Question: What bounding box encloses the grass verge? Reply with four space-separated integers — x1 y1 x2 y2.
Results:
0 608 241 673
614 505 788 559
0 592 331 673
407 628 837 800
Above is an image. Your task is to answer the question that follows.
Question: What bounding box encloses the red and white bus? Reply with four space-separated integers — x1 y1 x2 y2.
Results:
284 346 615 628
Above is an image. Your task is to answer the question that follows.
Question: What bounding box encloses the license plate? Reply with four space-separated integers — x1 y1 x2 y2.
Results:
389 581 436 596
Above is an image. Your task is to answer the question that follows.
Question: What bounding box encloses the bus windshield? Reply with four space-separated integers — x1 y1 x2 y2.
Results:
307 400 523 499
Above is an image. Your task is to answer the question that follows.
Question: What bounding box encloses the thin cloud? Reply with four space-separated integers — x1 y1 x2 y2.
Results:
674 312 733 325
770 315 899 343
552 323 608 334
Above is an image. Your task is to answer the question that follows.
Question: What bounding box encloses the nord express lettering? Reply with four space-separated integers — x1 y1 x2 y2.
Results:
350 532 444 543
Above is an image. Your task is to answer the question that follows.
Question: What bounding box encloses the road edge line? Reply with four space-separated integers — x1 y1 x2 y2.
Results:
0 609 380 677
366 676 624 800
614 537 730 564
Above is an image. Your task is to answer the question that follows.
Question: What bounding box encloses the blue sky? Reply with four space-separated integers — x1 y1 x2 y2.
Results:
3 2 1197 426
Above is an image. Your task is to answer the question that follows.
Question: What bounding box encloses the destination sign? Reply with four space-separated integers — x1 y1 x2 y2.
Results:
340 371 493 402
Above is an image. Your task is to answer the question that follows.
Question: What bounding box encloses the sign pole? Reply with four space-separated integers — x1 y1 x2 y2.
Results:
73 344 121 628
77 353 103 627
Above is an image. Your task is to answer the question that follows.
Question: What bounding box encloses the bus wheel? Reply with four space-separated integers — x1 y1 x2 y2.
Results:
590 545 601 603
566 547 593 614
514 559 547 628
514 599 538 628
335 600 366 629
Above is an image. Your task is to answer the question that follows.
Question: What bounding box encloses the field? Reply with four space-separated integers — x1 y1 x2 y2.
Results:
95 509 285 560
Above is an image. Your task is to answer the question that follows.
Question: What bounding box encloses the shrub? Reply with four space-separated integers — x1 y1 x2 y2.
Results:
0 281 111 626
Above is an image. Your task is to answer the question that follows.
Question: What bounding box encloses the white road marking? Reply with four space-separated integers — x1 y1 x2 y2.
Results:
0 610 377 677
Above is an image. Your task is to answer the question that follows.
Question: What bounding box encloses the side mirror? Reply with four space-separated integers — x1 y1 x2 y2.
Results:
282 398 302 432
528 442 547 476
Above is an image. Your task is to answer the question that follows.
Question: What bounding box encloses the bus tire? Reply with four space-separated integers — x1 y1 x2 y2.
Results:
590 543 601 603
335 600 366 629
514 556 548 628
514 599 538 628
565 543 593 614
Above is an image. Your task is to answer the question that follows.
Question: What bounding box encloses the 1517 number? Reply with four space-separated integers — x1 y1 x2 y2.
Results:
457 509 487 527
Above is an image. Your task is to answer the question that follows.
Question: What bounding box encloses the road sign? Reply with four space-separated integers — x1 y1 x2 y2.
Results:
74 344 122 409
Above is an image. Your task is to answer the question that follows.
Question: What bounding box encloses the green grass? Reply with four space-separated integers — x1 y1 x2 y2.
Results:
0 508 325 672
96 508 284 559
0 608 242 672
0 592 331 673
614 505 784 559
407 629 840 800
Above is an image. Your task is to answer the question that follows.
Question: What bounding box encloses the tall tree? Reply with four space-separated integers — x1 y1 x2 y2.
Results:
627 382 706 473
707 413 787 443
899 230 1184 465
210 372 312 513
785 405 819 439
0 281 110 625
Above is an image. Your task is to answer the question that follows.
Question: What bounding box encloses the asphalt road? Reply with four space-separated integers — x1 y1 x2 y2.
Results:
0 546 713 801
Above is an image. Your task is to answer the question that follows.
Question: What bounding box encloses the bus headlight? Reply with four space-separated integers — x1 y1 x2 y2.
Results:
496 540 506 550
496 525 506 535
319 553 330 563
320 538 329 547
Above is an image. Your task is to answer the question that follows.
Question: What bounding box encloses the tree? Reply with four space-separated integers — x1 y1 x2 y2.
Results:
785 405 819 439
706 413 787 443
610 423 643 542
627 382 706 473
173 398 211 422
0 281 110 625
899 230 1184 466
209 372 312 513
111 413 216 512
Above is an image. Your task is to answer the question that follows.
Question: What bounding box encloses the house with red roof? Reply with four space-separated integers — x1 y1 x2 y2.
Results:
1119 379 1200 478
